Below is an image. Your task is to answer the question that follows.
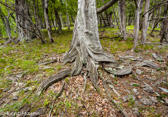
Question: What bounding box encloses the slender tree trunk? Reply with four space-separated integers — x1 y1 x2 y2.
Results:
112 7 120 30
0 28 2 38
44 0 54 43
66 4 70 30
118 0 127 40
63 0 116 88
52 0 62 33
132 0 143 51
160 4 168 43
60 13 64 28
157 6 162 28
141 0 150 44
71 15 75 23
33 0 38 27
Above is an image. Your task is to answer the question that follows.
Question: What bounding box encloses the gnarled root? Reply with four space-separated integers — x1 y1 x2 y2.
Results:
36 68 71 95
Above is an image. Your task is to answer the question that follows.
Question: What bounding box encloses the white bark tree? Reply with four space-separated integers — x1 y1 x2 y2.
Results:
118 0 127 40
63 0 116 88
132 0 143 51
141 0 151 45
44 0 54 43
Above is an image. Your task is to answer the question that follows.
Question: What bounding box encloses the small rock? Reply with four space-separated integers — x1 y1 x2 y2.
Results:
15 74 23 78
133 110 140 116
142 85 153 93
24 87 33 92
132 107 138 111
43 66 52 69
143 86 154 93
12 91 19 97
158 87 168 94
147 77 156 81
116 87 120 90
136 69 142 75
12 96 19 101
3 88 9 92
151 97 158 103
130 83 140 86
133 88 138 93
164 98 168 105
136 92 140 95
140 97 152 105
131 96 136 101
122 96 129 102
8 89 13 93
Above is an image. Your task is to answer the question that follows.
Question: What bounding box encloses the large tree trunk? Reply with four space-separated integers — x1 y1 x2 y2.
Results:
63 0 116 88
141 0 150 45
15 0 28 42
44 0 54 43
132 0 142 51
118 0 127 40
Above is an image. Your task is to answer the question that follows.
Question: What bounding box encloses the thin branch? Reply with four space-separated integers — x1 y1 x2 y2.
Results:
142 1 168 17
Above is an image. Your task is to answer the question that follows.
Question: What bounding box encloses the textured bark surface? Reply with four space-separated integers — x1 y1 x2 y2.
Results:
133 0 142 50
44 0 54 43
63 0 116 88
36 69 71 95
160 4 168 43
118 0 127 40
141 0 151 44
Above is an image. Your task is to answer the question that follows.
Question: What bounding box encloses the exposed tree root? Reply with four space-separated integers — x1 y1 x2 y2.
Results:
36 68 71 95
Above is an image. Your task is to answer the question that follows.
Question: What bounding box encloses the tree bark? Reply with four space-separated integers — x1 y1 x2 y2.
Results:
44 0 54 43
33 0 39 27
118 0 127 40
63 0 116 88
51 0 62 33
60 13 64 28
0 28 2 38
160 4 168 43
66 3 70 30
141 0 151 44
133 0 143 51
0 5 12 42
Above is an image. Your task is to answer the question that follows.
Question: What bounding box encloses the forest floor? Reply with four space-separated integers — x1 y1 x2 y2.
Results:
0 26 168 117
